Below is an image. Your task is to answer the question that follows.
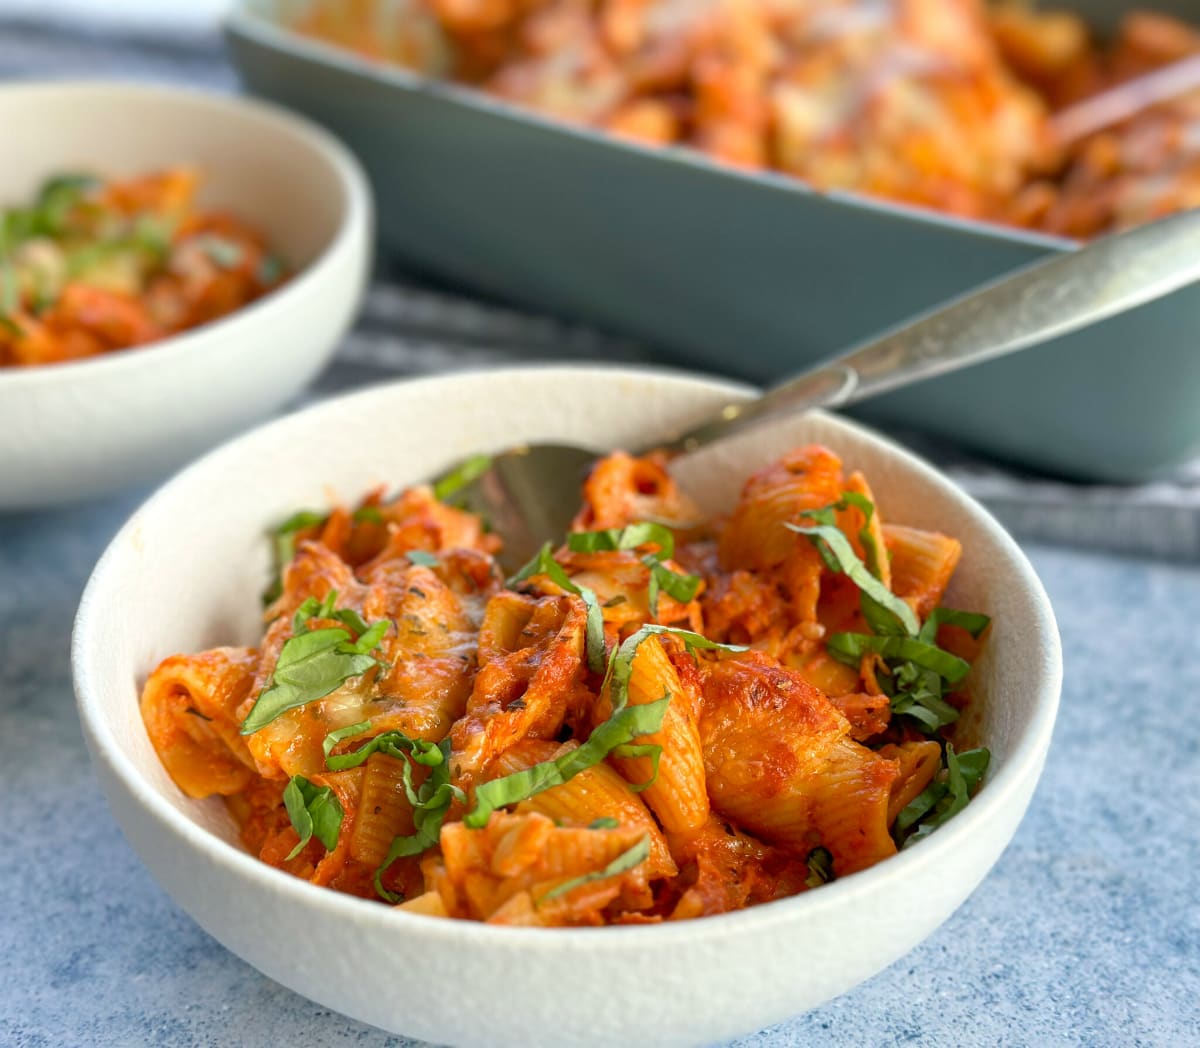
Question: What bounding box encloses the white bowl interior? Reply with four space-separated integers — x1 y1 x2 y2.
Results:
74 366 1061 1047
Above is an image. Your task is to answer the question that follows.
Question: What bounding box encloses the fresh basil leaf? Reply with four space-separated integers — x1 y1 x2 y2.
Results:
567 523 698 617
827 632 971 685
322 719 373 761
609 742 662 792
352 505 384 524
463 624 742 828
786 517 919 637
406 550 440 568
130 214 173 264
603 624 747 713
898 744 990 847
262 509 327 605
372 736 465 900
324 725 446 772
463 698 670 828
588 817 619 830
918 607 992 645
240 597 389 735
433 454 493 503
541 835 650 902
282 774 344 860
568 522 676 560
799 492 885 579
805 846 835 888
645 558 700 609
36 172 100 204
508 542 607 674
887 662 960 731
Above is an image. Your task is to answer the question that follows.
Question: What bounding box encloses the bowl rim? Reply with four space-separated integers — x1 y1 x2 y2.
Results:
0 78 372 391
72 363 1063 949
225 0 1079 255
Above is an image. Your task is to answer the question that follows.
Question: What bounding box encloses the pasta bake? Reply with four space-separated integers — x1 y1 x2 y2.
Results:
294 1 1200 237
0 169 285 367
142 445 991 926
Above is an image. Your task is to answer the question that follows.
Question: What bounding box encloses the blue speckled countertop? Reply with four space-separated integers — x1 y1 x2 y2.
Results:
2 490 1198 1047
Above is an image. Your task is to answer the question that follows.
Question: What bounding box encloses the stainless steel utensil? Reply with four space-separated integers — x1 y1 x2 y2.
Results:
435 209 1200 569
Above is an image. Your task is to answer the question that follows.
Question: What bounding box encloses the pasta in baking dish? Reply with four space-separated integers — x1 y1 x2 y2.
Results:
294 1 1200 237
141 445 992 926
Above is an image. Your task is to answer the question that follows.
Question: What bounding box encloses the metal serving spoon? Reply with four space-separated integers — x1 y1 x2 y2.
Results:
435 208 1200 570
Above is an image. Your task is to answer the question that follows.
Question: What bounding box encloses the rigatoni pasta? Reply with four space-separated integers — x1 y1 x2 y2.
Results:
141 443 992 926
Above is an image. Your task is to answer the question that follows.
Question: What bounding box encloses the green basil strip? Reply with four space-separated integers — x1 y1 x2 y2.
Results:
262 509 327 604
888 662 960 731
433 454 493 502
800 492 885 580
603 625 747 714
406 550 441 568
568 522 676 560
352 505 385 524
373 737 465 901
324 726 446 773
786 518 919 637
282 775 344 861
588 817 619 830
567 523 699 616
918 607 992 645
805 846 835 888
898 745 991 846
827 632 971 684
322 720 373 761
240 595 389 735
540 835 650 902
508 542 607 674
609 743 663 793
463 698 671 829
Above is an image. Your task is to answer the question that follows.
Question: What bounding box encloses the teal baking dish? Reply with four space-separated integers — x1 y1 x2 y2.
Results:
227 0 1199 482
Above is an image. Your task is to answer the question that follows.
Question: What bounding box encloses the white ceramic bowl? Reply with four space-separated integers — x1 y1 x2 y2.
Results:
0 81 371 509
72 366 1061 1047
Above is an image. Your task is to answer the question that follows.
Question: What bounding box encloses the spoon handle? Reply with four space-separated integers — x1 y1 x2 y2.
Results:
660 208 1200 455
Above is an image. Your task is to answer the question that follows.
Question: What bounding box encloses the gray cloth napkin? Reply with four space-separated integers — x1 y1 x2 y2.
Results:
5 13 1199 560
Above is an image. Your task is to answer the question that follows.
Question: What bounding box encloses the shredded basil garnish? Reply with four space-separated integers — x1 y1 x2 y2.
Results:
239 591 388 735
827 633 971 684
896 744 990 847
786 512 918 636
352 505 384 524
463 698 669 829
463 626 744 828
588 817 619 830
790 496 989 736
567 522 700 616
432 454 493 503
282 774 344 860
262 509 326 605
609 741 662 792
320 721 465 900
406 550 441 568
508 542 607 674
540 835 650 902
